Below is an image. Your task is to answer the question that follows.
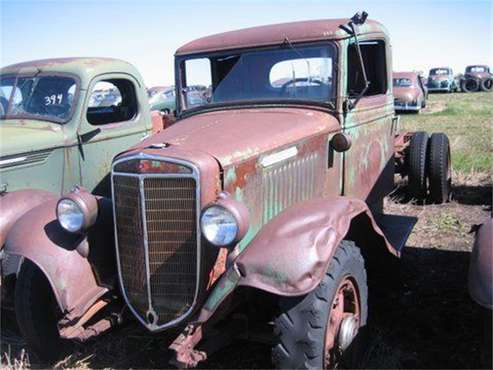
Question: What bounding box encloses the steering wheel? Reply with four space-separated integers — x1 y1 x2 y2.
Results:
280 77 326 95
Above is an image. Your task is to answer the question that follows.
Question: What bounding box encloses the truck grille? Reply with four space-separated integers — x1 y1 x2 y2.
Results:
112 160 199 329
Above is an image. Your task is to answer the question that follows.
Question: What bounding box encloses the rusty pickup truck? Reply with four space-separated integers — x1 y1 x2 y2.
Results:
3 13 452 368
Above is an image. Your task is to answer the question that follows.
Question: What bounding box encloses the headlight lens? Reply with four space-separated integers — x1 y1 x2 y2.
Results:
57 199 84 233
200 206 238 246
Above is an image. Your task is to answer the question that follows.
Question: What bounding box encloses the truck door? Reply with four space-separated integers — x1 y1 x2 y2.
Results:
77 73 149 195
342 39 395 211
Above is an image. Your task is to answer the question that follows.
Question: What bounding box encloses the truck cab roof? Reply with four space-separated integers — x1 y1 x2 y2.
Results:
176 18 388 55
0 57 144 89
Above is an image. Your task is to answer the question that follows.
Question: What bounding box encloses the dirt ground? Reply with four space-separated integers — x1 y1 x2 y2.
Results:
1 94 492 369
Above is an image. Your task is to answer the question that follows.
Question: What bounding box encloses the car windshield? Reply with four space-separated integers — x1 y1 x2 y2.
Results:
430 69 449 76
0 74 77 123
393 78 412 87
466 66 487 73
178 43 336 112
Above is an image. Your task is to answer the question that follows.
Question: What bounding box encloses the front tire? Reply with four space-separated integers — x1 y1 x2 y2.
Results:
272 241 368 369
15 260 70 363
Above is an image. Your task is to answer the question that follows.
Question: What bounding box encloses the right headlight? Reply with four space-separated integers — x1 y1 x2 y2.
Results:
57 198 85 233
200 193 250 247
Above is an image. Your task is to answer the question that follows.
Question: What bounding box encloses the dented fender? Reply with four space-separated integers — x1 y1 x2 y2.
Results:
0 189 57 248
196 196 395 323
4 197 115 317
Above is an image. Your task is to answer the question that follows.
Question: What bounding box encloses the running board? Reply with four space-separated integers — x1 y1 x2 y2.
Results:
374 214 417 254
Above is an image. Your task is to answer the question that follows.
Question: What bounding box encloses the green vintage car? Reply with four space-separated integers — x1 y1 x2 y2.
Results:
148 86 176 113
0 57 159 300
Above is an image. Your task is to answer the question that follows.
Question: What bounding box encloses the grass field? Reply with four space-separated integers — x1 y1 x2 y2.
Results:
400 92 493 174
1 92 492 369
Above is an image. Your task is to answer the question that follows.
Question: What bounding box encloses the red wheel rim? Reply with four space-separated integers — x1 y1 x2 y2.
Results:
324 276 360 369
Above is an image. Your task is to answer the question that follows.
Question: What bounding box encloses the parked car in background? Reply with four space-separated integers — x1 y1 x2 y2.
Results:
468 217 492 368
3 13 452 368
460 65 493 92
0 57 171 335
427 67 458 92
148 86 176 113
393 71 428 113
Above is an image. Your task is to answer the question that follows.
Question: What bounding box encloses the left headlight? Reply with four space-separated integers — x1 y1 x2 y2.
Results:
200 193 250 247
201 206 238 246
56 187 98 233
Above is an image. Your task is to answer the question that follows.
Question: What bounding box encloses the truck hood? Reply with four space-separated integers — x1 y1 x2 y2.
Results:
137 107 340 167
0 120 66 157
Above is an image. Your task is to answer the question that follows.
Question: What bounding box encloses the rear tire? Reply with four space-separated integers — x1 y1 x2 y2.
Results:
15 260 70 363
408 131 429 201
272 241 368 369
480 78 493 92
427 133 452 204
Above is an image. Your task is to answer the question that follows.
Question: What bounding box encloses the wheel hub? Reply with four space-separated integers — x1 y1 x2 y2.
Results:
324 277 360 368
338 314 359 351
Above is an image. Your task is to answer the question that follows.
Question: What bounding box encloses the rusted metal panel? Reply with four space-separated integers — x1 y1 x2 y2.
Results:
0 190 56 248
135 107 340 168
469 218 493 309
4 199 110 315
195 196 396 325
176 19 387 55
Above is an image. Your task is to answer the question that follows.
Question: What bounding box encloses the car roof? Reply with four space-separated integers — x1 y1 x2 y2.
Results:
176 18 387 55
0 57 143 89
393 72 418 79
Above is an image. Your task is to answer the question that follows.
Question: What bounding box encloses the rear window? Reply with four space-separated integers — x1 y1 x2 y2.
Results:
393 78 412 87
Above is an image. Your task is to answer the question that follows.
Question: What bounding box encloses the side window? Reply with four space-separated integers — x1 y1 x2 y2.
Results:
347 40 387 97
183 58 212 108
87 79 137 125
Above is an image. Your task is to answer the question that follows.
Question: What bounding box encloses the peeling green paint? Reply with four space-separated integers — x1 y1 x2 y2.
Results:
203 267 241 312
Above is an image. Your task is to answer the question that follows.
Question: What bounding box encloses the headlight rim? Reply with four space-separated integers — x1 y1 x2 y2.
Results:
200 204 239 247
56 187 98 233
56 198 85 233
200 192 250 247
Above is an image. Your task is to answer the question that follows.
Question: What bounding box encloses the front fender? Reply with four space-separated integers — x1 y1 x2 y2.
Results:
4 198 115 316
468 218 493 309
0 189 57 248
196 196 395 323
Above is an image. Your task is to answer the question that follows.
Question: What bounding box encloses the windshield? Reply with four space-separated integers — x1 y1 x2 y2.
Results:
430 69 449 76
466 66 487 73
0 74 77 123
178 43 336 112
393 78 412 87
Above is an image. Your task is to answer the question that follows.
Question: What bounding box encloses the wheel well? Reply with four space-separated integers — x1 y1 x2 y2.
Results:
344 213 399 282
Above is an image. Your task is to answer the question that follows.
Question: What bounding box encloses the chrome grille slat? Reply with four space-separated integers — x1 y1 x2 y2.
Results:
112 157 199 330
143 177 197 324
112 176 148 317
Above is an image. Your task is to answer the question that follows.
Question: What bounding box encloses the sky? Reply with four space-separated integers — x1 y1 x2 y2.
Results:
1 0 492 87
